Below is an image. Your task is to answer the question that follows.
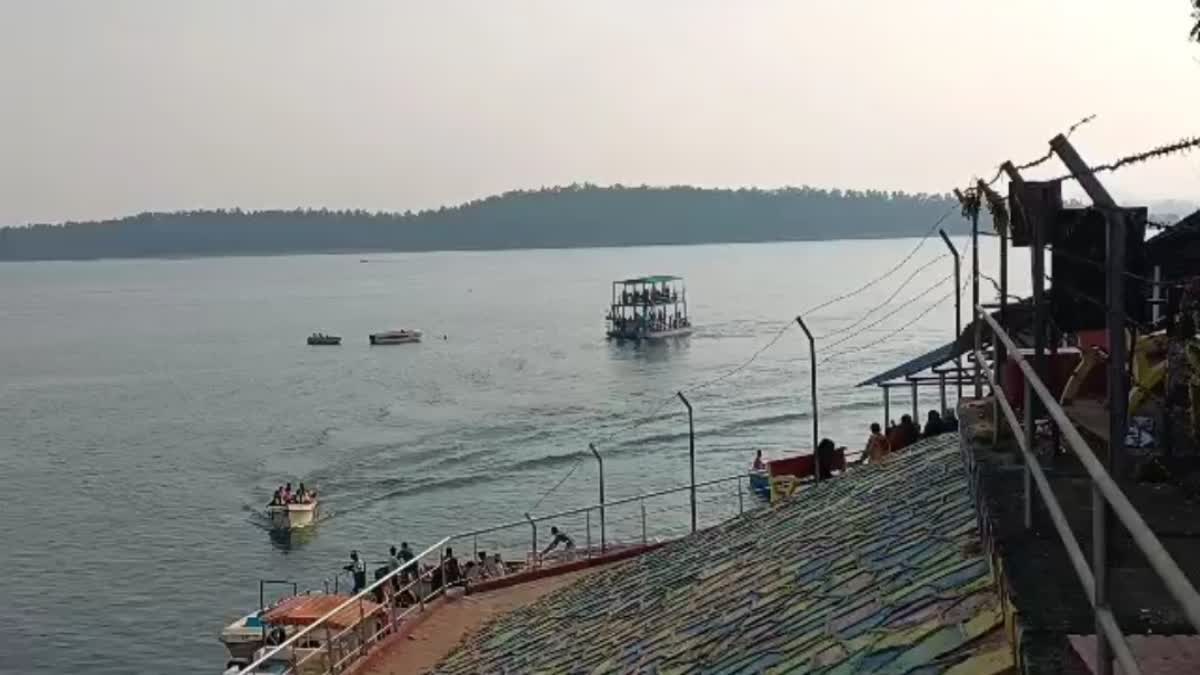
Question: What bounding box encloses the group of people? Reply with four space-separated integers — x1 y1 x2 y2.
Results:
610 309 690 335
268 482 316 506
340 544 510 597
864 409 958 463
621 287 679 305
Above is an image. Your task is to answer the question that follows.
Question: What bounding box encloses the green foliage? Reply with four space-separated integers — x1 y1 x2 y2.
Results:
0 184 965 261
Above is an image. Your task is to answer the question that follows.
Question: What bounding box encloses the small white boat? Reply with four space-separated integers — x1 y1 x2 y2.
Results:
220 612 274 663
266 501 319 530
369 329 422 345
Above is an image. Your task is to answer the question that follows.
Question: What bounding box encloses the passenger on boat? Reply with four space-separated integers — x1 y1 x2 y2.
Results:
344 551 367 593
282 482 293 503
752 450 766 472
269 488 283 506
923 410 945 438
865 423 889 463
541 526 575 560
490 553 507 577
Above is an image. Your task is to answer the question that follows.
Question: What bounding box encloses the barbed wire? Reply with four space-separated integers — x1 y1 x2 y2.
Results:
1049 135 1200 183
979 114 1097 187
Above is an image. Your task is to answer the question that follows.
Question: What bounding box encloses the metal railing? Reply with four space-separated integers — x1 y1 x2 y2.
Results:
237 537 450 675
451 473 752 567
236 473 757 674
975 306 1200 675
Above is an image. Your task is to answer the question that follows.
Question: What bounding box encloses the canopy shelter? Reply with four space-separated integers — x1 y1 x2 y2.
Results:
616 275 682 285
264 594 383 630
856 299 1036 425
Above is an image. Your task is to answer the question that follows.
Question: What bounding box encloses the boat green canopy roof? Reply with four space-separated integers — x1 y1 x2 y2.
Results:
616 275 682 285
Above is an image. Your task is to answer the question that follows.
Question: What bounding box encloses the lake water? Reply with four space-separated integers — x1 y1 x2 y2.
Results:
0 238 1025 673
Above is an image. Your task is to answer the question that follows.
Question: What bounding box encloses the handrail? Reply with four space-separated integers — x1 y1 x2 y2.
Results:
236 473 754 674
236 536 450 675
975 306 1200 674
452 473 746 540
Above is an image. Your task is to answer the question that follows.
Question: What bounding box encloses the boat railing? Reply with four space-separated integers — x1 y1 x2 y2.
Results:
974 306 1200 675
236 473 758 675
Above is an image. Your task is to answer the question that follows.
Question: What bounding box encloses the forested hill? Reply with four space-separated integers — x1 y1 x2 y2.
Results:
0 185 966 261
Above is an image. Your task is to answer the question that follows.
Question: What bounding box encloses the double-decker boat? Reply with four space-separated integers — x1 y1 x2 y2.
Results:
606 275 693 340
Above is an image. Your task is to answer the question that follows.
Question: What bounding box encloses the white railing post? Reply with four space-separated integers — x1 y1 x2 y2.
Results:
640 499 647 544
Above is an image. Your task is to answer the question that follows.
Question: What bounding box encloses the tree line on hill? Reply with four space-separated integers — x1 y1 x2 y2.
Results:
0 184 968 261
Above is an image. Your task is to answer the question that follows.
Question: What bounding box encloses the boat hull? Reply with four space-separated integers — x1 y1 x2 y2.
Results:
369 330 422 345
306 337 341 346
607 327 694 340
266 502 318 530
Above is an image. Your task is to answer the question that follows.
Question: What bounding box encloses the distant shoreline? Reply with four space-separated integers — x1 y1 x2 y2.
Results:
0 230 967 264
0 184 967 262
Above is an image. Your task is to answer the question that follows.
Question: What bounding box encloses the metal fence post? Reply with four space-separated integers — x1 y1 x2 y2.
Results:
585 508 592 558
676 392 697 532
640 498 647 545
883 385 890 429
1023 376 1033 531
324 622 337 674
795 315 819 481
939 372 947 414
910 380 919 423
939 229 963 402
737 477 744 515
589 442 606 553
524 512 537 565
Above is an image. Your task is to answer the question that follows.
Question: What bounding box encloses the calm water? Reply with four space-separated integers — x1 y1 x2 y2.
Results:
0 239 1025 673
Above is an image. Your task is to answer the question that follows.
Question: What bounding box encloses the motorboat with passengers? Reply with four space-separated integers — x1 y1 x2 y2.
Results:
266 485 319 530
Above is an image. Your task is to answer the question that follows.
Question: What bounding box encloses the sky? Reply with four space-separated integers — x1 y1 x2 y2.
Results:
1 0 1199 225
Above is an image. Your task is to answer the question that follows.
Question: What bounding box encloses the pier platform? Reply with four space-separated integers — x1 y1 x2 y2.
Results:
424 435 1012 673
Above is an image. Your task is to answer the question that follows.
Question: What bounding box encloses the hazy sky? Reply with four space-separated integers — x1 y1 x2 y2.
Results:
2 1 1199 225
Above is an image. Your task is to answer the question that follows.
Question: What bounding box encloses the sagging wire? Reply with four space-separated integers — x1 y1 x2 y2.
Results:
819 277 971 366
817 254 951 341
819 270 958 355
525 203 965 512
